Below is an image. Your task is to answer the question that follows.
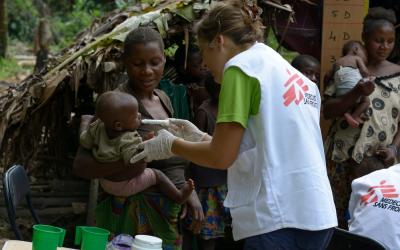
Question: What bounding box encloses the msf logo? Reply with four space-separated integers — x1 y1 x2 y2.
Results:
360 180 399 206
282 69 309 107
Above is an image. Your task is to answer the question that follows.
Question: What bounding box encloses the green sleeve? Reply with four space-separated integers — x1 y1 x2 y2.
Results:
217 66 261 128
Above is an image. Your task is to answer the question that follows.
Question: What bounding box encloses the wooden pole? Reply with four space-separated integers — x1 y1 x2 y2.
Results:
86 179 99 226
0 0 7 58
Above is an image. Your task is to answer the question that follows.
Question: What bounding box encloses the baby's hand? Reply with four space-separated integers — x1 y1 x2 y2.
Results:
81 115 95 123
143 131 155 141
356 76 375 96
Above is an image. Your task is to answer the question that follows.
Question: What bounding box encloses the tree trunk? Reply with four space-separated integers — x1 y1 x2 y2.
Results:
0 0 7 58
34 18 52 72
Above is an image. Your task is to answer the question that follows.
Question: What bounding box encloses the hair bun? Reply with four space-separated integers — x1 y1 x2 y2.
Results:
366 7 397 25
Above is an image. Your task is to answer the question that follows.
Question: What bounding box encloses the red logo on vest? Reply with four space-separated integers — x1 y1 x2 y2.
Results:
360 180 399 206
283 69 309 107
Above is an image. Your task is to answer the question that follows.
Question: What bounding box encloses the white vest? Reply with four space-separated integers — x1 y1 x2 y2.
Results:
349 164 400 250
223 43 337 240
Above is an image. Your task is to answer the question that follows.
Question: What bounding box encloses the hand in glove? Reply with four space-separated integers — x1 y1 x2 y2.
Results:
167 118 206 142
130 129 177 163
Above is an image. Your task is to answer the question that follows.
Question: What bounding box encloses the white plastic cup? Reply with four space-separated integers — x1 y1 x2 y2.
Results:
131 235 162 250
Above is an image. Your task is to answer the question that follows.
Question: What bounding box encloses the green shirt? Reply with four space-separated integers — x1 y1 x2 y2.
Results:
158 78 190 120
80 119 142 165
217 66 261 128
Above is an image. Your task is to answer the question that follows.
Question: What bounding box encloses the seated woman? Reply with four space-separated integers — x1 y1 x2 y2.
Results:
73 27 204 250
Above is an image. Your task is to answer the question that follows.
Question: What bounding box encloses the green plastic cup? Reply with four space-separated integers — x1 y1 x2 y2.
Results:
32 224 66 250
74 226 110 250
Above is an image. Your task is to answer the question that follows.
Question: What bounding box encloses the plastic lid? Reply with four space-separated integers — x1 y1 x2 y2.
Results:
132 235 162 249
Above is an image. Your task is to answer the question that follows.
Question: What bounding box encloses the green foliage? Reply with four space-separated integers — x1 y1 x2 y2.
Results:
164 44 179 58
8 0 39 41
50 0 105 49
115 0 138 9
266 30 298 63
0 58 23 80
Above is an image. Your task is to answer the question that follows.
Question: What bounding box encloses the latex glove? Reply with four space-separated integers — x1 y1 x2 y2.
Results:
167 118 206 142
130 129 177 163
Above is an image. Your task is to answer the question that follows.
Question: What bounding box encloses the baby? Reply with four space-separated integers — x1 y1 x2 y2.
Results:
79 91 194 203
331 40 372 128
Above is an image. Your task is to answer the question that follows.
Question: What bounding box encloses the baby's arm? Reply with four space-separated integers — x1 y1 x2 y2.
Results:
120 132 146 178
79 118 97 150
73 146 146 181
79 115 96 135
356 57 370 77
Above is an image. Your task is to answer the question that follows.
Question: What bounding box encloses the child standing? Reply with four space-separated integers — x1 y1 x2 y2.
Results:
186 75 229 250
291 54 321 86
79 91 194 202
175 44 210 120
327 40 372 128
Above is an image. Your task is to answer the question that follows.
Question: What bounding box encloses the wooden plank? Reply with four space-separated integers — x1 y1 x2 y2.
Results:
2 240 77 250
320 0 369 137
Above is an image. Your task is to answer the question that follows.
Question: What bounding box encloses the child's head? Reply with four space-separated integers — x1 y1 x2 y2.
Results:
175 44 208 82
96 91 140 132
342 40 368 63
291 54 320 84
204 73 221 102
123 27 166 92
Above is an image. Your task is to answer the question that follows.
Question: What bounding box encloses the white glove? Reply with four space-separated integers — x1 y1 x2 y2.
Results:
167 118 207 142
130 129 177 163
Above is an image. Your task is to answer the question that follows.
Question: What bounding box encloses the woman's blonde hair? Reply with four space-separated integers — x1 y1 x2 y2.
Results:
195 0 264 45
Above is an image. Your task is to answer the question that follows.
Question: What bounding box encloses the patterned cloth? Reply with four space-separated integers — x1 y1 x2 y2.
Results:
95 192 182 250
326 73 400 164
185 185 230 240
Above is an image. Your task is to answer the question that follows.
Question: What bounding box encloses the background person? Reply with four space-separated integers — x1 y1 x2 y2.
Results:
323 7 400 228
74 27 204 250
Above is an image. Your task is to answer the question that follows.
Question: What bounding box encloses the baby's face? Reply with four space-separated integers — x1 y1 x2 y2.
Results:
122 104 141 131
186 53 208 80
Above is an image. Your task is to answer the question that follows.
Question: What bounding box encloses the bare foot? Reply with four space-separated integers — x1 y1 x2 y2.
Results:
177 179 194 204
344 113 360 128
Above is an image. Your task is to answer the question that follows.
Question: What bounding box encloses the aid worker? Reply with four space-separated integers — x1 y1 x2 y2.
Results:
132 1 337 249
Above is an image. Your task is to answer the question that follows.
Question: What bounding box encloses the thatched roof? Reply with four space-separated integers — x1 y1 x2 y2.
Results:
0 0 306 175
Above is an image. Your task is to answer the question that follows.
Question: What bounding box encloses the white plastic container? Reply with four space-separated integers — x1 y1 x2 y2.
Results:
131 235 162 250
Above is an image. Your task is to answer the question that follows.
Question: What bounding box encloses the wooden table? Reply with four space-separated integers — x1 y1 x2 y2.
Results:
2 240 77 250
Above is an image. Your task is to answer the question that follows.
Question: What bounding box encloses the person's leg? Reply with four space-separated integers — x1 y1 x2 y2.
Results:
294 228 334 250
199 239 216 250
99 168 157 197
344 112 361 128
182 228 196 250
141 193 183 250
244 228 334 250
197 186 228 250
244 229 291 250
348 96 370 126
153 169 194 204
